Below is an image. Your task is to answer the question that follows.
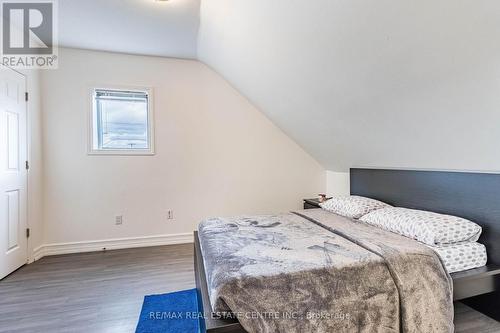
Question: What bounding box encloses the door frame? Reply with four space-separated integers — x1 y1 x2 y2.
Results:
2 65 30 264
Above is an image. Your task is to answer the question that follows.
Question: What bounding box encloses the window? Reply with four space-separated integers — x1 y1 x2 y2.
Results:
89 87 154 155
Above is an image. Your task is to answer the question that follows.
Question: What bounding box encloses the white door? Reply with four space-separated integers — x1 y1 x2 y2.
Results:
0 67 28 280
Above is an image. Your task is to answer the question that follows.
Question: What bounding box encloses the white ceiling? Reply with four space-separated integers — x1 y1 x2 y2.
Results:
58 0 500 172
198 0 500 172
59 0 200 58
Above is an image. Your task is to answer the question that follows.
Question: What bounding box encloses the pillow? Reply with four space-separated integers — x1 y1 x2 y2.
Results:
319 195 391 219
359 207 482 245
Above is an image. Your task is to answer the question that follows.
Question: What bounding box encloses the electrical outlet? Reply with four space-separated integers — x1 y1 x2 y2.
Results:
167 210 174 220
115 215 123 225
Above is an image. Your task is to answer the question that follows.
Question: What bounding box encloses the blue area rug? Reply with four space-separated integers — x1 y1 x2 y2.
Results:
135 289 202 333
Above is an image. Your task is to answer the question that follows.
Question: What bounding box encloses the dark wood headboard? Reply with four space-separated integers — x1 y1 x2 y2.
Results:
350 168 500 266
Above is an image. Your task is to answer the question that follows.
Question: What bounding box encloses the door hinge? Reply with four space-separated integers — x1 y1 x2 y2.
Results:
25 92 28 101
25 160 29 170
26 228 30 238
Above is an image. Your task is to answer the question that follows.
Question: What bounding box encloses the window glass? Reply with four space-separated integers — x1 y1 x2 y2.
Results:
91 89 152 153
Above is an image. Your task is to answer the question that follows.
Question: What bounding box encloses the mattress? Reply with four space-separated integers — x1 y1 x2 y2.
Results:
429 242 487 273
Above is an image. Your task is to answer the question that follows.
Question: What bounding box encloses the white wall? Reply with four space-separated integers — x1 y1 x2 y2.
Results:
40 48 325 245
198 0 500 173
326 171 350 196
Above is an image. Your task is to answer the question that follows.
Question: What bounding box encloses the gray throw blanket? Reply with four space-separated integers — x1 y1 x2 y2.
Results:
198 209 453 333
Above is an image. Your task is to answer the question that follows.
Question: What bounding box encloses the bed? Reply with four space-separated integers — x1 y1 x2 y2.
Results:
194 168 500 332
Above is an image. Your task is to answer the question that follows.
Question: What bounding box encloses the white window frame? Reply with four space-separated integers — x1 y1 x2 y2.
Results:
88 85 155 156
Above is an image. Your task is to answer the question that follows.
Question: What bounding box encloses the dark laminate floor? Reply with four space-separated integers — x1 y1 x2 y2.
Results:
0 244 499 333
0 244 195 333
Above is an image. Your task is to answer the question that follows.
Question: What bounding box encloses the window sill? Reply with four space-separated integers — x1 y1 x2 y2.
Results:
87 149 155 156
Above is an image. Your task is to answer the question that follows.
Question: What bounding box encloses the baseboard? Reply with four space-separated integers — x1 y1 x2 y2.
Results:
32 232 193 261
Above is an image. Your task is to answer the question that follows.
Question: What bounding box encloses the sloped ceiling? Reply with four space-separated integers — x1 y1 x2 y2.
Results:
198 0 500 171
59 0 200 58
